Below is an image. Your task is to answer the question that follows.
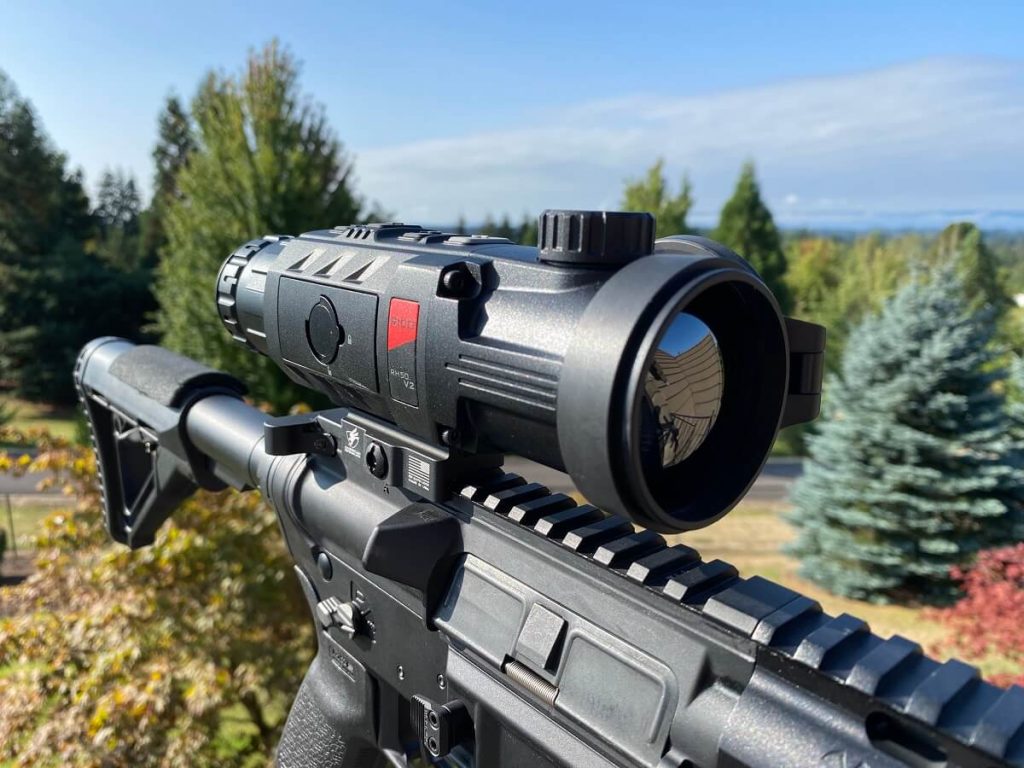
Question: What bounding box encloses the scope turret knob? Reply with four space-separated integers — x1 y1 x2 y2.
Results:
537 210 655 267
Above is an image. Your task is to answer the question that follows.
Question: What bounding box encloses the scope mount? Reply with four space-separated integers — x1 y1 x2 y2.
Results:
264 408 504 504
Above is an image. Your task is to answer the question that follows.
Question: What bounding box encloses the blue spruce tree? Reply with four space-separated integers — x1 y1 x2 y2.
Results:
787 271 1024 604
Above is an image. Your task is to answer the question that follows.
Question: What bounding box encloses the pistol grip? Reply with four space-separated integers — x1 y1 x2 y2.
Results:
278 634 380 768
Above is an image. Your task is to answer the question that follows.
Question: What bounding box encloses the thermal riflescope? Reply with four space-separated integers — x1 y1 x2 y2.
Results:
217 210 824 533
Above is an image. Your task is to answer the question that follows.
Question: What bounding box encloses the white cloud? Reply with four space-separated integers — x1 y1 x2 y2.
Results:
351 57 1024 227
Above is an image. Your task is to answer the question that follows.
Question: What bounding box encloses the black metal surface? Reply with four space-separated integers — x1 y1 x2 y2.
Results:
213 215 824 533
74 203 1020 767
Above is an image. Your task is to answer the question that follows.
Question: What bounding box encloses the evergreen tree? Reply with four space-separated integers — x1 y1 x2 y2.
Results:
94 168 142 270
933 222 1010 315
621 158 692 238
5 244 154 401
477 213 537 245
493 213 517 240
139 96 196 269
784 237 844 322
786 232 927 372
788 272 1024 604
517 213 538 246
95 169 140 228
152 95 195 204
478 213 498 235
1002 355 1024 462
0 70 93 266
713 162 790 312
156 41 365 412
0 71 150 402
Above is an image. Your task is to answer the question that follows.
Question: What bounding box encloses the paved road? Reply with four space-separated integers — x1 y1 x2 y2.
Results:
0 471 62 495
502 456 803 504
0 447 62 496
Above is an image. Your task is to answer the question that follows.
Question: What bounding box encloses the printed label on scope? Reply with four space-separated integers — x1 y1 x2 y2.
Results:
405 454 432 494
341 422 365 460
387 298 419 406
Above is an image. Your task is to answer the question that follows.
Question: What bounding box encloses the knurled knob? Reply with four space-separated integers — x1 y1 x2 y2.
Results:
537 210 655 267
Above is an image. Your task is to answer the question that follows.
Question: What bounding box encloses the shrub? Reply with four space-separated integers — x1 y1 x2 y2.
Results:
0 426 312 766
927 543 1024 687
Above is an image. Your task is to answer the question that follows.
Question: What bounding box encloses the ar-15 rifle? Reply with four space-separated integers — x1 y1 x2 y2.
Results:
76 210 1024 767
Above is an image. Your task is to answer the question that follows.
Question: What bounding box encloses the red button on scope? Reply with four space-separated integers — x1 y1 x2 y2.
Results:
387 299 419 351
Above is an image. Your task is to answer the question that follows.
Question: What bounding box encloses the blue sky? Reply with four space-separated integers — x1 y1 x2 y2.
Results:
3 1 1024 228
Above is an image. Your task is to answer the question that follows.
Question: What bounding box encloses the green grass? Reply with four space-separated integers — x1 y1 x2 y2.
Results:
3 502 60 551
3 398 78 442
214 697 289 763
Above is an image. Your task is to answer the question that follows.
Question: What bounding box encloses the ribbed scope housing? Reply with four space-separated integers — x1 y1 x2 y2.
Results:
215 212 824 532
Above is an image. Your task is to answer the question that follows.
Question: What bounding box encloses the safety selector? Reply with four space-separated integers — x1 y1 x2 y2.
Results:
315 596 364 639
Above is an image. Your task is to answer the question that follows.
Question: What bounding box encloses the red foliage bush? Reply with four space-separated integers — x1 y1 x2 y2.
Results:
928 543 1024 687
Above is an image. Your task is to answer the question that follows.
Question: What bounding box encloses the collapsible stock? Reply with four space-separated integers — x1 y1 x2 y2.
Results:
74 338 246 547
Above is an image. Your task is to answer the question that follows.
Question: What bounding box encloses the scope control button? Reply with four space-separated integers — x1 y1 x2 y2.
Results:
387 298 420 406
538 210 655 267
307 296 342 364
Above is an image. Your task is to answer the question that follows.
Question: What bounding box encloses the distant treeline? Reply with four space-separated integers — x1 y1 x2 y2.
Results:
3 44 1024 414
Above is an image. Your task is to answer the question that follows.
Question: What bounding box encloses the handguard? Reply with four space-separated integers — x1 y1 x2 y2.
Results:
74 337 246 548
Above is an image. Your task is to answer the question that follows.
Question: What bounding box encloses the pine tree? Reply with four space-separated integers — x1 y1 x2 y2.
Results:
621 159 692 238
933 222 1010 315
1003 355 1024 474
0 70 93 266
0 70 151 402
493 213 517 240
152 95 195 204
94 168 142 270
139 95 196 269
478 213 498 236
788 271 1024 604
156 41 365 412
517 213 538 246
713 162 790 312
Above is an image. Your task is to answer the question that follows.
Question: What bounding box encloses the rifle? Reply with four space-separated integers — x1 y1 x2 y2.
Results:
75 211 1024 767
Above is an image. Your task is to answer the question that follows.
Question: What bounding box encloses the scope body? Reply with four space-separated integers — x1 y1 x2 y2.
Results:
218 212 824 532
222 225 600 468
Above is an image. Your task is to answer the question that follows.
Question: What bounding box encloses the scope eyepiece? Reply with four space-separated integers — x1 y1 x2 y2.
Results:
216 212 824 533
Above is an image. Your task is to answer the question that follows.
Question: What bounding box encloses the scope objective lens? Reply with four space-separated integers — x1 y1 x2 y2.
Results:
641 314 724 470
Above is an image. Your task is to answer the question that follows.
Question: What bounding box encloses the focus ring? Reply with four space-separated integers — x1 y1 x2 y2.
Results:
215 236 288 351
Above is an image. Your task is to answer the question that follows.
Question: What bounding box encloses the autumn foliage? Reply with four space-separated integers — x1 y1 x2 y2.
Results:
928 543 1024 687
0 427 312 767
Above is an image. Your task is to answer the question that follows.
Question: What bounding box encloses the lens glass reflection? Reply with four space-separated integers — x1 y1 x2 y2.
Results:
642 313 724 468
